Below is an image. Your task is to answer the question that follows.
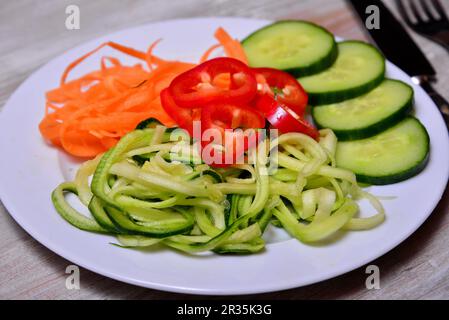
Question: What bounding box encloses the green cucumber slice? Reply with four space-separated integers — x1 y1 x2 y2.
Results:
336 117 430 185
242 20 338 77
312 79 413 140
299 41 385 105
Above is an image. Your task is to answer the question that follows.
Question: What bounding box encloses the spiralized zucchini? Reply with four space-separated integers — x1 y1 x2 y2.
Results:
51 125 385 254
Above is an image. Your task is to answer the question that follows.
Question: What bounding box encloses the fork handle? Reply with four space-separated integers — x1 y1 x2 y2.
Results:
420 80 449 130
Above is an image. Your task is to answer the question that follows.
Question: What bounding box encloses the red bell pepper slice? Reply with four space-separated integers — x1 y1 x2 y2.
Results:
253 67 308 117
160 88 200 135
256 94 319 139
169 57 258 108
200 102 265 167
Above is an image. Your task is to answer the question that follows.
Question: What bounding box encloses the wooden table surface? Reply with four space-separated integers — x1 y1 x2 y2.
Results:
1 0 448 300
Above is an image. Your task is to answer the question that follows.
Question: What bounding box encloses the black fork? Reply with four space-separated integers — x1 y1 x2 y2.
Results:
396 0 449 51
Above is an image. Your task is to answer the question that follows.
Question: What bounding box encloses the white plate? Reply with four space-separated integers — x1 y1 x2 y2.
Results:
0 17 448 295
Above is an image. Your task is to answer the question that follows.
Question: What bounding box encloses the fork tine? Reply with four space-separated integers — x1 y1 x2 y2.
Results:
430 0 449 21
395 0 415 25
409 0 426 23
419 0 437 20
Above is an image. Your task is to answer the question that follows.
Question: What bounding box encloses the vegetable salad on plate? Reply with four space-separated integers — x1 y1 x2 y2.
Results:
42 20 429 254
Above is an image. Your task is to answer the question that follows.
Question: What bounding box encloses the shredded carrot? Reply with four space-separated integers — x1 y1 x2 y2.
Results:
200 43 222 63
145 39 163 70
214 27 248 64
39 27 249 157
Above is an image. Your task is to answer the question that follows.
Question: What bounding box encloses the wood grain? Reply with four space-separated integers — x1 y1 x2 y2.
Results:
1 0 448 299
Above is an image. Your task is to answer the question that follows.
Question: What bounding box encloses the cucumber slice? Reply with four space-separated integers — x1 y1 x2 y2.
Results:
312 79 413 140
299 41 385 105
242 20 337 77
336 117 429 185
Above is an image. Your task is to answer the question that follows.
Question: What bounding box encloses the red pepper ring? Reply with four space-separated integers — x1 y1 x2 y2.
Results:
160 88 200 135
169 57 258 108
256 94 319 140
200 102 265 167
253 67 308 117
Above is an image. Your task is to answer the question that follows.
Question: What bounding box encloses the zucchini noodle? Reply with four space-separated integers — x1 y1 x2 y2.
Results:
74 154 103 206
51 125 386 254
